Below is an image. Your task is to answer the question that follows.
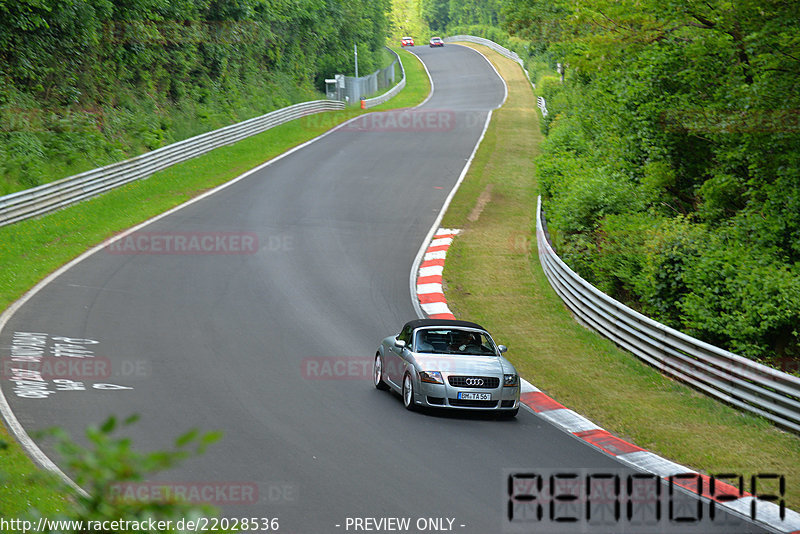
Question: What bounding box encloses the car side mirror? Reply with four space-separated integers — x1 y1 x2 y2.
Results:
394 339 407 349
497 345 507 353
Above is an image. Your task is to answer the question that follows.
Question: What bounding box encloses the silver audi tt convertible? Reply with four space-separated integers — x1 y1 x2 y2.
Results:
374 319 520 416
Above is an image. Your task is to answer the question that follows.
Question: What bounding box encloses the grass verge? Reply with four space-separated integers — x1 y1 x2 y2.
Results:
0 45 430 517
441 43 800 510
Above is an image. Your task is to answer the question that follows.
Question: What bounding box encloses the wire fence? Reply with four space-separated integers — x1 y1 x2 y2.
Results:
327 47 405 108
362 48 406 109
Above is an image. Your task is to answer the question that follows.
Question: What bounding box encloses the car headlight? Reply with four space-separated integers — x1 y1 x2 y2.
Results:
503 374 519 387
419 371 443 384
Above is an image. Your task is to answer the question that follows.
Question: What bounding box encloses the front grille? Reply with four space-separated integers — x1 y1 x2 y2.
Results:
448 376 500 389
449 398 498 408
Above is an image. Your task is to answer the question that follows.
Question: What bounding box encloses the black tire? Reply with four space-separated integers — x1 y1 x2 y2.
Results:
374 353 389 391
402 373 416 410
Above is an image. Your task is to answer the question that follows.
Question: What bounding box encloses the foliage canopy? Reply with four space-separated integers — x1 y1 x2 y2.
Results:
0 0 391 193
502 0 800 367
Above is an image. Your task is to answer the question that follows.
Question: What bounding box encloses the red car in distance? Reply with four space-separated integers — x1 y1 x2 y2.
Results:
401 37 415 47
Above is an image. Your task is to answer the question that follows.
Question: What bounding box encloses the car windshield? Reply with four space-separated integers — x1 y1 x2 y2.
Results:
414 328 497 355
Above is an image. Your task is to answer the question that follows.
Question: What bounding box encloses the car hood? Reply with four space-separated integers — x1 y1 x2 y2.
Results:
413 354 506 375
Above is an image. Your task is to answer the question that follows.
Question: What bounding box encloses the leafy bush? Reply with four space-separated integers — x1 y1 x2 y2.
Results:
678 235 800 362
591 213 660 303
0 0 391 194
19 415 223 533
524 0 800 367
638 216 707 326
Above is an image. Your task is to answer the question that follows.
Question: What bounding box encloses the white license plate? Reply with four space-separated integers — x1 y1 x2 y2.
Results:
458 392 491 401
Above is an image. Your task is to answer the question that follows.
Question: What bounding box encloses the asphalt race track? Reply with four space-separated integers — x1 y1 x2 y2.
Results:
1 45 769 533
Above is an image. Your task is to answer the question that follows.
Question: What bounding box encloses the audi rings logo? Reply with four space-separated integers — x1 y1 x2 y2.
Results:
465 378 484 386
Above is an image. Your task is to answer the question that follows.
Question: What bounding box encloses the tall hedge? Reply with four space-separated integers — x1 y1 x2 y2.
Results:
0 0 390 193
504 0 800 368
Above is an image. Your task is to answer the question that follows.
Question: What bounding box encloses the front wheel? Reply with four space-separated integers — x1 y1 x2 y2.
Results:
402 373 416 410
374 353 389 390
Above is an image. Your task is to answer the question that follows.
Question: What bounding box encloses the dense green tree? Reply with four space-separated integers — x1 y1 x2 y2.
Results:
501 0 570 48
504 0 800 365
420 0 449 32
0 0 391 192
447 0 501 26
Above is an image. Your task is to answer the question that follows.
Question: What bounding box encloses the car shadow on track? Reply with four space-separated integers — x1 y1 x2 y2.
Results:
420 407 518 422
382 390 519 422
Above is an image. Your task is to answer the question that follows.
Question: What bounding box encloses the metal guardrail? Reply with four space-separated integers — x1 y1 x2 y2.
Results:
536 196 800 433
537 96 548 117
0 100 345 227
363 48 406 109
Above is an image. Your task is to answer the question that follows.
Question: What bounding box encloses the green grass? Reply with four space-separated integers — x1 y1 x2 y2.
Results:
0 45 430 517
441 43 800 510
